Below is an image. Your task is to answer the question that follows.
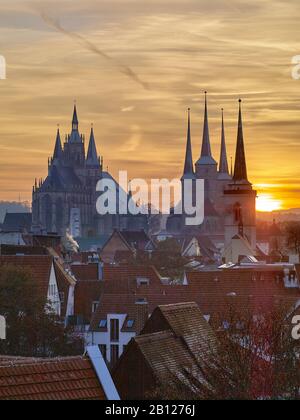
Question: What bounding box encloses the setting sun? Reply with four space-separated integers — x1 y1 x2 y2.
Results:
256 194 283 213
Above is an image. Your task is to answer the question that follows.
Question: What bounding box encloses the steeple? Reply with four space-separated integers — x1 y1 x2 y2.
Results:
182 109 195 179
69 104 82 143
86 125 100 167
72 104 78 131
218 109 230 179
196 92 217 166
233 100 249 183
53 127 63 161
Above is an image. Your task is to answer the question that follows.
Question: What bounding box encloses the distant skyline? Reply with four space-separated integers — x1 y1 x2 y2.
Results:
0 0 300 210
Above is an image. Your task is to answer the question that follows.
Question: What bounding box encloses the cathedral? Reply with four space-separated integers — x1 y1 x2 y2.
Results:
32 106 147 237
32 97 256 248
168 93 257 249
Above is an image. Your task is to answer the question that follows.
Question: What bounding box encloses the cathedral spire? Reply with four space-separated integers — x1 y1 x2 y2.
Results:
86 125 100 167
53 127 63 161
196 92 217 166
219 109 230 175
69 104 82 143
182 109 195 178
72 104 79 131
233 99 249 183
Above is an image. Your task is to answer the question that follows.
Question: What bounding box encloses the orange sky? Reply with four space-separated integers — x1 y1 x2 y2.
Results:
0 0 300 209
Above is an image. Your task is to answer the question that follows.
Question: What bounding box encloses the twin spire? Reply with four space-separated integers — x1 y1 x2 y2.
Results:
182 109 195 178
183 93 248 183
233 100 249 183
52 106 101 168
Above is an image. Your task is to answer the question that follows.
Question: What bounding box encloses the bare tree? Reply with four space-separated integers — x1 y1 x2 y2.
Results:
151 305 300 400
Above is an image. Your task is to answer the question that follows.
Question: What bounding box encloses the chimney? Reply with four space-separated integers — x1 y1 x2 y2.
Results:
0 315 6 340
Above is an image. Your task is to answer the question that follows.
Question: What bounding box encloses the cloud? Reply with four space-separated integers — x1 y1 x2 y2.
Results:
121 106 135 112
37 11 150 90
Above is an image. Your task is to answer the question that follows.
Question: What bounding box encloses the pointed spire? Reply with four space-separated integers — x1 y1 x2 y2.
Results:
86 125 100 167
196 92 217 166
69 104 82 143
233 99 249 182
219 109 230 175
53 127 63 161
72 104 79 131
183 109 195 178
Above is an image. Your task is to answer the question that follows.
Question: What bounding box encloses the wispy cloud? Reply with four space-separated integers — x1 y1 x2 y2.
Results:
37 11 150 90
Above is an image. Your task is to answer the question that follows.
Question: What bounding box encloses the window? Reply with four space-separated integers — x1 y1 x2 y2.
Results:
136 298 147 305
92 301 99 314
49 284 56 297
99 344 107 361
110 319 120 342
126 319 134 328
136 277 150 287
99 319 107 328
110 345 119 366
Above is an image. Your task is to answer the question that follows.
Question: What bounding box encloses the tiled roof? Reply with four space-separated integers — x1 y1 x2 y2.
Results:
135 330 196 381
0 244 47 256
90 267 300 331
0 255 53 298
74 280 103 323
114 303 219 396
0 356 106 400
152 303 218 358
71 263 99 281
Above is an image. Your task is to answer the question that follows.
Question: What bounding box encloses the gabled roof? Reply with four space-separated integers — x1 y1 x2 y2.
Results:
0 346 119 400
2 213 32 233
114 302 219 397
143 302 218 359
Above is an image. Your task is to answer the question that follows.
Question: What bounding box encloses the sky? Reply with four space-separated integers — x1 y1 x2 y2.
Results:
0 0 300 210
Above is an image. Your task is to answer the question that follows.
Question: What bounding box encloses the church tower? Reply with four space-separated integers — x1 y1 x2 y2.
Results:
181 109 196 227
63 105 86 168
224 100 256 249
195 92 218 204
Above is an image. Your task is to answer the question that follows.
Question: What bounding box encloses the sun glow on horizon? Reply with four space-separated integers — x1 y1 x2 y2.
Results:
256 194 283 213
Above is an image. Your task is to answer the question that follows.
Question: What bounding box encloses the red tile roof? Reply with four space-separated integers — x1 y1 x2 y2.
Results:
90 268 300 331
0 255 53 299
0 356 106 400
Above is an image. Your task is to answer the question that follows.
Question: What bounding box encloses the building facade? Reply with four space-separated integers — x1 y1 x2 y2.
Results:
32 106 147 237
169 94 257 249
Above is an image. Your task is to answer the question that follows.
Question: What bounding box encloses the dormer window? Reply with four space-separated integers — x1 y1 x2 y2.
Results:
126 320 134 328
136 298 148 305
99 320 107 328
137 277 150 287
